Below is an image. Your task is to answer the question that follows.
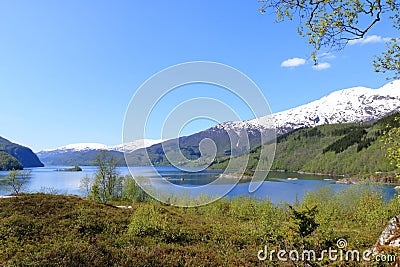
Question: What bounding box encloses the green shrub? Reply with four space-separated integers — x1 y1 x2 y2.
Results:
1 189 400 266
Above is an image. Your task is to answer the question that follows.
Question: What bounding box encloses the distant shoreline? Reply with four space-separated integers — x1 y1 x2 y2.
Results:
270 169 345 177
219 169 399 186
270 169 399 184
217 173 252 181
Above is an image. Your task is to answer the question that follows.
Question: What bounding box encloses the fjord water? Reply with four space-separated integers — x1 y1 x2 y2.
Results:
0 166 396 203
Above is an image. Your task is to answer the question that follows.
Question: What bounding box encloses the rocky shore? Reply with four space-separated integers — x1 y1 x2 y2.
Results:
271 169 400 185
217 173 252 180
335 176 399 185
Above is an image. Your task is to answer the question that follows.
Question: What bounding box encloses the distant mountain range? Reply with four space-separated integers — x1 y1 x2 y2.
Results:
38 81 400 167
125 80 400 166
37 139 162 166
0 137 44 170
40 139 163 153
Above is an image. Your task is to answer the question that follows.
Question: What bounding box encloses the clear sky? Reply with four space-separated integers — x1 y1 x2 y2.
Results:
0 1 397 151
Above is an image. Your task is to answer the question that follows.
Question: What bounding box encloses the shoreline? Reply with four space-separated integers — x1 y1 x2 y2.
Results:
335 177 400 186
218 169 399 186
217 173 253 181
270 169 345 177
270 169 399 185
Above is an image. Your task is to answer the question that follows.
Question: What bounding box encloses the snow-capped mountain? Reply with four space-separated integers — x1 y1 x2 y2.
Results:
37 139 162 166
215 80 400 136
41 139 162 153
41 143 110 153
126 81 400 166
110 139 163 152
38 81 400 166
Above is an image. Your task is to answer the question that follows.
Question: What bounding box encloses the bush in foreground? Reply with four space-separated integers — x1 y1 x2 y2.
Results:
0 186 400 266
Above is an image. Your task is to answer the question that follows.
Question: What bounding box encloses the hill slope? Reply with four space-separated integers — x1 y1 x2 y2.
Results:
127 81 400 166
37 81 400 168
0 137 43 168
0 151 23 170
0 192 397 266
125 125 269 166
211 112 400 176
37 150 126 166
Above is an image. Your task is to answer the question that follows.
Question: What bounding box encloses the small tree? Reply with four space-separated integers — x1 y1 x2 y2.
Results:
4 169 31 195
287 204 319 239
89 182 100 202
122 175 147 203
79 175 93 197
90 151 122 203
285 204 320 267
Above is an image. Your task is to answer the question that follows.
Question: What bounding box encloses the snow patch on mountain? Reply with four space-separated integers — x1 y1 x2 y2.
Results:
216 80 400 136
40 81 400 159
110 139 163 152
42 143 109 152
41 139 163 153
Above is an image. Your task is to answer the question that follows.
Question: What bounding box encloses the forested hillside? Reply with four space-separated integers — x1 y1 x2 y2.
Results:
0 151 23 171
211 112 400 176
0 137 43 168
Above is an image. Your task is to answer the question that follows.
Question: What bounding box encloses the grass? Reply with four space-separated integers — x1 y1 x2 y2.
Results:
0 187 400 266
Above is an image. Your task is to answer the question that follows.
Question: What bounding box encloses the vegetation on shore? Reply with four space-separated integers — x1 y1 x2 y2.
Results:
0 185 400 266
2 169 32 195
1 148 400 266
0 151 23 171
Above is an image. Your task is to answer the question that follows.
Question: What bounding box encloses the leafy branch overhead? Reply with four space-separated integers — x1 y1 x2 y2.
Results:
259 0 400 78
382 116 400 177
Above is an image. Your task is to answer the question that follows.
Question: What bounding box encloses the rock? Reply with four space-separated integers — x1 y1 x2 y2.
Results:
218 173 252 180
336 178 350 184
372 215 400 254
336 178 358 184
115 205 132 209
394 186 400 190
287 177 298 180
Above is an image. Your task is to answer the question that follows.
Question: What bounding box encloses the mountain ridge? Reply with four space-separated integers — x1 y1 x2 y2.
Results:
38 81 400 167
126 81 400 166
41 139 163 153
217 80 400 137
210 112 400 176
37 139 162 166
0 136 43 169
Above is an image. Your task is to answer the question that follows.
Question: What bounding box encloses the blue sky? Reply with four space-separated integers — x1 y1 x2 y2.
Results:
0 1 396 151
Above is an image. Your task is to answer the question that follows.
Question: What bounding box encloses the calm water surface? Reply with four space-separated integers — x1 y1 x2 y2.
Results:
0 166 396 204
